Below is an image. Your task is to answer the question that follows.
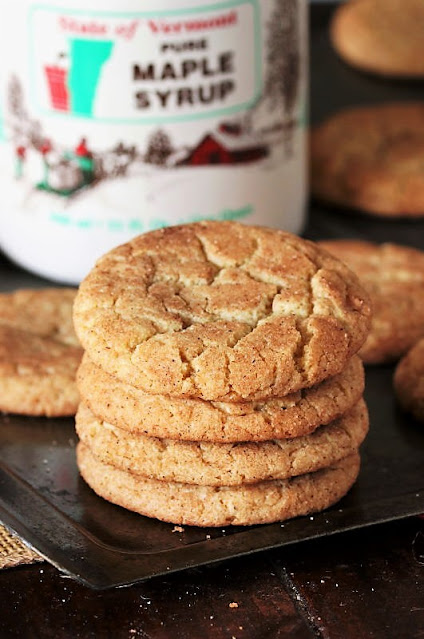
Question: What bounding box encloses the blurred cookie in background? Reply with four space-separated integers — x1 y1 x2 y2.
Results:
311 103 424 217
319 240 424 364
330 0 424 78
0 288 80 346
0 325 81 417
394 339 424 422
0 288 82 416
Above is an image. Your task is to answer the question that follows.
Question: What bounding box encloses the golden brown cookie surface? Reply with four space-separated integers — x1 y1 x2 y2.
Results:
331 0 424 78
77 443 360 527
394 338 424 421
76 399 368 486
319 240 424 364
74 222 371 402
78 354 364 441
0 325 81 416
311 103 424 217
0 288 79 346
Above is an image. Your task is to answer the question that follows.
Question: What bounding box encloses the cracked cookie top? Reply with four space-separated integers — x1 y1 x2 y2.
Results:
73 221 371 401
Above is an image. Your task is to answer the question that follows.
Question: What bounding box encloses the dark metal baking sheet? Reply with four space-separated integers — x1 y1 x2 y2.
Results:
0 2 424 589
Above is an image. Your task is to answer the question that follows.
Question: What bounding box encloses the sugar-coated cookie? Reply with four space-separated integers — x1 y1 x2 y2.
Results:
77 443 360 527
0 288 79 346
0 325 81 416
319 240 424 364
74 222 371 402
394 338 424 421
77 354 364 442
76 399 368 486
311 103 424 217
331 0 424 78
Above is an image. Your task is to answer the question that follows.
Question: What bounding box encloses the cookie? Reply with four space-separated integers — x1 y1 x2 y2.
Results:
0 325 81 416
77 443 360 527
319 240 424 364
74 222 371 402
78 354 364 442
394 338 424 421
311 103 424 217
0 288 79 346
76 399 368 486
330 0 424 78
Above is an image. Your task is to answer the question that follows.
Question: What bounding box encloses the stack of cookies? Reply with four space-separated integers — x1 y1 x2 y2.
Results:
73 221 371 527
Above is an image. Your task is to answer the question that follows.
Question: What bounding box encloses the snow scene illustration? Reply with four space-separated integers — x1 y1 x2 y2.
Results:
4 0 301 198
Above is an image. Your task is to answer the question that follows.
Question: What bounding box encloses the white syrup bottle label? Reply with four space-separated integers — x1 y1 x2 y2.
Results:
0 0 307 283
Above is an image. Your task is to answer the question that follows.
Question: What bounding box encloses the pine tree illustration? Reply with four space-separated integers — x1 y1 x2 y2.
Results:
264 0 300 147
8 75 27 121
145 129 174 165
27 120 43 149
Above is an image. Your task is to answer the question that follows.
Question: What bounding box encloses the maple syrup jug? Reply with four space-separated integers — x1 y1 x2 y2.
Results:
0 0 308 283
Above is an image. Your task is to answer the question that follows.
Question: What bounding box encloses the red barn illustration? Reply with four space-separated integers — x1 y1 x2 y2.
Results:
44 65 70 112
183 124 268 166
